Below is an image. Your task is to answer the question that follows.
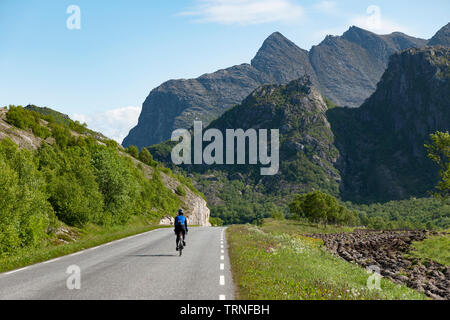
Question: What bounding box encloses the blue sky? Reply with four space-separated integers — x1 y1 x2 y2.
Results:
1 0 449 142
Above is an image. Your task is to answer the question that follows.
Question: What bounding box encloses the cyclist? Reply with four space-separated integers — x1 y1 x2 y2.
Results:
174 209 188 251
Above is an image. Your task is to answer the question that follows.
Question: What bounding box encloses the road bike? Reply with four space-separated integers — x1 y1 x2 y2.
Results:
176 232 184 256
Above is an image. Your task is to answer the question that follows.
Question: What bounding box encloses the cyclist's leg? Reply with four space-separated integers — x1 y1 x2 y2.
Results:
182 229 186 246
175 229 180 249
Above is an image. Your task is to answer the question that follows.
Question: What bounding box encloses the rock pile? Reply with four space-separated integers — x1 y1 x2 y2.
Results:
308 230 449 300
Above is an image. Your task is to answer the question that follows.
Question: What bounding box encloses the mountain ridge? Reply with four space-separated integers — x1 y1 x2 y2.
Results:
123 24 444 148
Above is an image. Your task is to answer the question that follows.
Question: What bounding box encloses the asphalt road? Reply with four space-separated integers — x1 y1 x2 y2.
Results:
0 227 234 300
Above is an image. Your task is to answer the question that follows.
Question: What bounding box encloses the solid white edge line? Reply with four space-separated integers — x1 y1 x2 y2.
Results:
69 251 83 257
43 257 61 264
5 267 29 275
220 275 225 285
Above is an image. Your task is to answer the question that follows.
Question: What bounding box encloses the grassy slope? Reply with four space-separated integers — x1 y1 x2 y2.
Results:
407 231 450 266
227 220 426 300
0 216 169 273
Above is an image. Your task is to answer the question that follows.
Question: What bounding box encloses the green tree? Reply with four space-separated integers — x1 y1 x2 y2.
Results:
92 147 140 224
426 131 450 199
289 190 358 225
126 145 139 158
0 139 52 254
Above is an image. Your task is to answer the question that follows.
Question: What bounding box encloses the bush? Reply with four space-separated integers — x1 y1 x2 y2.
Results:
91 148 140 224
289 191 358 226
126 145 139 158
209 217 224 226
42 146 104 227
139 147 157 167
176 185 187 197
6 105 50 139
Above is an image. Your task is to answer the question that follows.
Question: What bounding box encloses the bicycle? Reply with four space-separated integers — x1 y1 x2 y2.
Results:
176 231 184 256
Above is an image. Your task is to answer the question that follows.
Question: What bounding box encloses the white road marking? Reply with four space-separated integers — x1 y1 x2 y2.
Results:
221 245 224 249
219 295 226 300
220 255 224 260
221 250 224 254
220 275 225 285
43 257 61 264
220 263 224 270
5 267 29 275
69 251 83 257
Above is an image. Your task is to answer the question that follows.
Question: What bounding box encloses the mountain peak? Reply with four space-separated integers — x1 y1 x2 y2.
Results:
253 31 300 56
251 31 314 84
428 22 450 46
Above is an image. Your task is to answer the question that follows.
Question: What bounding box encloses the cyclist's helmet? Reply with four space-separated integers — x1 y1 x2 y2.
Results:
178 209 184 215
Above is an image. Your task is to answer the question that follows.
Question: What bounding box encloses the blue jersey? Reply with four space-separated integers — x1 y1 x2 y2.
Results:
175 215 187 230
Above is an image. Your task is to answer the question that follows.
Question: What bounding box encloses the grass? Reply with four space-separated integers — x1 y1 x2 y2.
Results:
261 218 355 236
0 215 170 273
407 231 450 266
227 220 427 300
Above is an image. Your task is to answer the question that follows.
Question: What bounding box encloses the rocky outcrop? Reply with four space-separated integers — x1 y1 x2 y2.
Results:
0 108 44 150
123 25 436 148
159 171 211 226
309 230 450 300
331 46 450 201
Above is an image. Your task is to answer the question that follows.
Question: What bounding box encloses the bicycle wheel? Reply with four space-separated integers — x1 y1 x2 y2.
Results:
177 237 183 256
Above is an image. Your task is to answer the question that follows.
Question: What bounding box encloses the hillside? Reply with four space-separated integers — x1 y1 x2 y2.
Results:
149 47 450 226
0 105 210 257
123 24 439 148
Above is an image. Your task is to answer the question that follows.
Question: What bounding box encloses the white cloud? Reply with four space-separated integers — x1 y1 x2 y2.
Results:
314 1 337 13
72 106 141 144
350 5 409 34
179 0 304 25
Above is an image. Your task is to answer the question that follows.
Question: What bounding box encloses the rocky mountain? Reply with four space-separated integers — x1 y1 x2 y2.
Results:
150 46 449 221
428 23 450 46
330 46 450 201
123 25 440 148
310 26 427 108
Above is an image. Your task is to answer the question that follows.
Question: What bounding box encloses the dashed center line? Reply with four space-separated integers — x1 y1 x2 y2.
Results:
219 295 226 300
220 255 224 260
220 275 225 286
220 263 224 270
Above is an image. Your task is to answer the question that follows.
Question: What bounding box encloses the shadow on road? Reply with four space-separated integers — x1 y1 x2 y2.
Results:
128 254 178 257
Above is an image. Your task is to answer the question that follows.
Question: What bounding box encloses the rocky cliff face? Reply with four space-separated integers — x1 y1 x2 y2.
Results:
330 46 450 201
158 171 211 226
123 26 434 148
310 26 427 108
